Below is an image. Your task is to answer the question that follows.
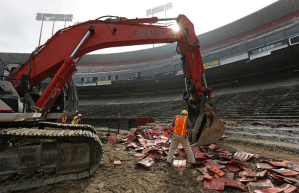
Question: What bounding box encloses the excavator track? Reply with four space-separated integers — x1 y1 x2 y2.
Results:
38 122 97 134
0 125 103 193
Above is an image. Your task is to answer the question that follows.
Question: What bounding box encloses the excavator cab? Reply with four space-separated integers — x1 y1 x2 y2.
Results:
0 62 78 126
30 77 79 120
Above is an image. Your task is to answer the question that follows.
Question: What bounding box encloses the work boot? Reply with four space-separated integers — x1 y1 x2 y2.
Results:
187 161 197 168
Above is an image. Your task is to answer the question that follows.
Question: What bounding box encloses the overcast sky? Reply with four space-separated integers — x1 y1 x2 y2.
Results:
0 0 278 54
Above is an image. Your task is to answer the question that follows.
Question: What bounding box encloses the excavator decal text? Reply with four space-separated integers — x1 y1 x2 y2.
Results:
133 30 165 36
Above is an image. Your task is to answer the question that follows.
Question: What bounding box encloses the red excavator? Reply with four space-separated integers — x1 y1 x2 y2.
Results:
0 15 224 191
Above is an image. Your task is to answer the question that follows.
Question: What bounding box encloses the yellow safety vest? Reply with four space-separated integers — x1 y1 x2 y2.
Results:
71 116 80 124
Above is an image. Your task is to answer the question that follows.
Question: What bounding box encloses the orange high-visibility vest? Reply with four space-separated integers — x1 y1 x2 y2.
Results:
61 117 67 123
173 116 187 136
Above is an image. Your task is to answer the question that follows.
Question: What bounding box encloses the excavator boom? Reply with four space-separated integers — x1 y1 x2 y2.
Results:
8 15 206 110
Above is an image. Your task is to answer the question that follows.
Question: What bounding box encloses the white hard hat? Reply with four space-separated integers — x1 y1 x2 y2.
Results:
78 114 82 117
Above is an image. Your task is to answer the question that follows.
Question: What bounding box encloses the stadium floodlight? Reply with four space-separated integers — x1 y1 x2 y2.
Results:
146 2 173 17
36 13 73 46
146 2 173 47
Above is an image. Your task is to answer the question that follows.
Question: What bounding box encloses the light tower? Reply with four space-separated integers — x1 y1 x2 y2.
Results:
35 13 73 46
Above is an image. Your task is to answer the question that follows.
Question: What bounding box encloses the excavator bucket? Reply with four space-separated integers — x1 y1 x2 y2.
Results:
190 110 225 145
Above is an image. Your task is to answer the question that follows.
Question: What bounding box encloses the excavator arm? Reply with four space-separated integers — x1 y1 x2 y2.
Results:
7 14 224 144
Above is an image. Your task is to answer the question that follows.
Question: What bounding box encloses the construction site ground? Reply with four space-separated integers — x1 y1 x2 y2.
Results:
25 135 299 193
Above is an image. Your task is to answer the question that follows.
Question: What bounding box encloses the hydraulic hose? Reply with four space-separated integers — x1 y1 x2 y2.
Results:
29 51 34 76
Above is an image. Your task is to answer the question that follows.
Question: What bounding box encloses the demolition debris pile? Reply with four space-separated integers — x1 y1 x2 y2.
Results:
105 125 299 192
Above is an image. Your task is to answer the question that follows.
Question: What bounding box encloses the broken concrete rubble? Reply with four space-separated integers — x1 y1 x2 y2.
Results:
285 162 299 172
208 144 219 150
107 135 116 145
248 179 274 192
205 159 226 169
225 179 247 192
257 163 275 170
204 178 225 191
197 174 213 181
113 161 122 165
252 187 283 193
279 183 298 193
271 168 299 176
104 125 299 192
234 151 260 162
173 160 186 167
136 158 155 168
208 166 226 177
239 170 267 178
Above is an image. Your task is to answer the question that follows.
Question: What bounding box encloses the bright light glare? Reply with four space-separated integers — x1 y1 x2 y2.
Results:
171 23 180 32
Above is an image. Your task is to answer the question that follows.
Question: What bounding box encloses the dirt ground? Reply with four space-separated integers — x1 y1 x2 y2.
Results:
27 137 299 193
218 137 299 163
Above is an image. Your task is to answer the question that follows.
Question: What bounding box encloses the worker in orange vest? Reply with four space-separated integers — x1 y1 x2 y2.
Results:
71 114 82 125
167 110 195 165
61 117 67 123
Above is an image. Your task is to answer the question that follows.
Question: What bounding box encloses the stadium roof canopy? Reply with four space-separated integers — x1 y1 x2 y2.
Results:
1 0 299 65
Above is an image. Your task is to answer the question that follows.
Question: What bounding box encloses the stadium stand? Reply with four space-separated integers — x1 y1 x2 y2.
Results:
79 76 299 127
73 15 299 85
